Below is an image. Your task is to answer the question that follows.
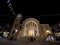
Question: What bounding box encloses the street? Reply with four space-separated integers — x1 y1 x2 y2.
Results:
0 39 60 45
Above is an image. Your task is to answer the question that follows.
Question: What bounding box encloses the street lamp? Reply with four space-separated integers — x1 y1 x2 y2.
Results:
46 30 51 35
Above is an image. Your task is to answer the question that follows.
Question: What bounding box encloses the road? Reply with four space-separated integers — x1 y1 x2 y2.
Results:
0 39 60 45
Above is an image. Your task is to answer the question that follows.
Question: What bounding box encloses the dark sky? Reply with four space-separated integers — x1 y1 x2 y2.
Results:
0 0 60 26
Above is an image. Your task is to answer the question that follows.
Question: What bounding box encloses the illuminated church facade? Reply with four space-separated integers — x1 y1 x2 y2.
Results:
9 14 52 41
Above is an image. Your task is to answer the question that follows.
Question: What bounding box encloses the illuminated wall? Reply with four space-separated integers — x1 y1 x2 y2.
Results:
40 24 52 38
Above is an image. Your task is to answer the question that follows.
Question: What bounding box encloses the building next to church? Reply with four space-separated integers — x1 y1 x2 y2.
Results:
8 14 53 41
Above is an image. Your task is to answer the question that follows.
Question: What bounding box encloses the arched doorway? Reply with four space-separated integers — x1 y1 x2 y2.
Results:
22 18 40 37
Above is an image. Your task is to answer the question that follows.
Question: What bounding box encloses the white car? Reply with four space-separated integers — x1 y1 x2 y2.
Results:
46 35 55 41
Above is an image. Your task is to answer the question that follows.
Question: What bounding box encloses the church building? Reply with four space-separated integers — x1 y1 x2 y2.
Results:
8 14 52 41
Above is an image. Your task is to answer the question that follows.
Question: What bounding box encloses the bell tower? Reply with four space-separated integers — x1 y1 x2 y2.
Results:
8 14 22 40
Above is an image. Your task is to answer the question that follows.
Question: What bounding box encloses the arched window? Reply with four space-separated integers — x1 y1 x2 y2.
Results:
22 18 40 37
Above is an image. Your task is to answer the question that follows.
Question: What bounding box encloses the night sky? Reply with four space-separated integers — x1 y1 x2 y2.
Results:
0 0 60 26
